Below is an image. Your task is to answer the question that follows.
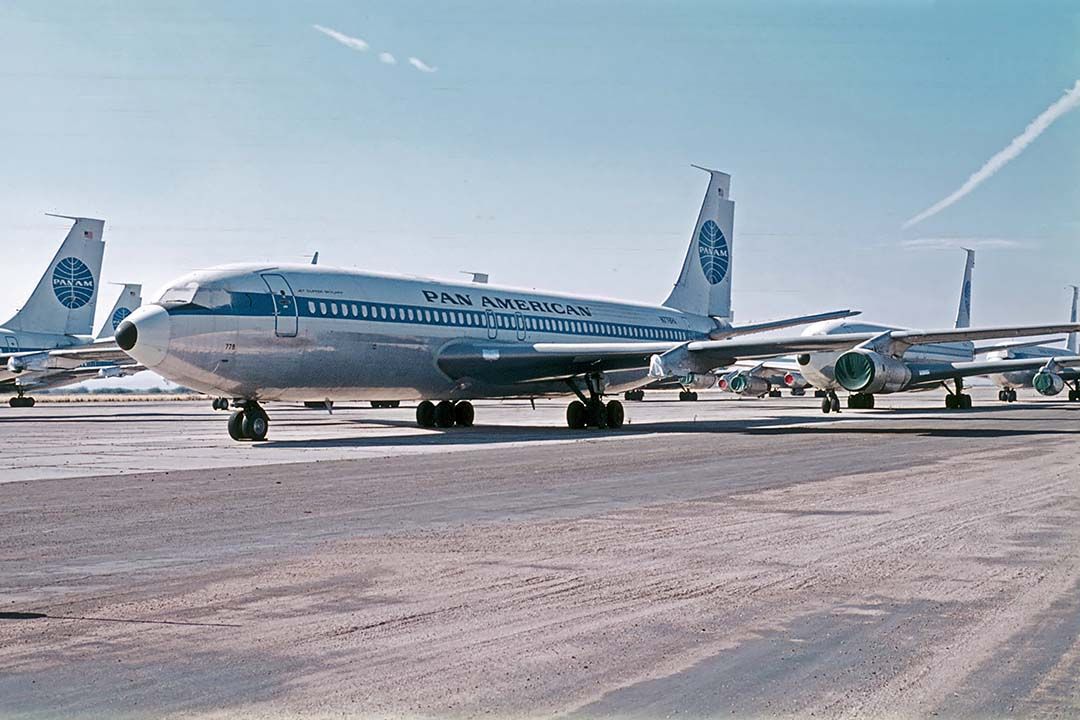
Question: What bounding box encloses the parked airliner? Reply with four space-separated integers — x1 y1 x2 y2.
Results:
787 249 1080 412
984 285 1080 402
116 168 1080 441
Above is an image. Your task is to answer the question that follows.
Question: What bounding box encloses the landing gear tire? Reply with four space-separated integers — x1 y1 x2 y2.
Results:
9 396 35 408
998 390 1007 402
768 390 782 398
416 400 436 428
960 393 972 410
434 400 455 428
830 395 840 413
1008 389 1017 402
605 400 625 429
1070 389 1079 402
212 397 231 411
679 391 699 402
821 396 832 414
847 393 875 410
242 406 269 441
228 411 246 440
453 400 475 427
567 400 587 429
945 394 958 409
371 400 401 409
624 389 645 402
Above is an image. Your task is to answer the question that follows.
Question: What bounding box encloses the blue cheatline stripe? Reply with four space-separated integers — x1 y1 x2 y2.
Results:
165 291 703 342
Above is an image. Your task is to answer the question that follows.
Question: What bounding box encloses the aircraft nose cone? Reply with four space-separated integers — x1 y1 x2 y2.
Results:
114 320 137 351
115 304 171 368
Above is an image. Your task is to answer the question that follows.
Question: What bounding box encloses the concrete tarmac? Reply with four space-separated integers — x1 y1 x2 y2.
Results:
1 390 1079 718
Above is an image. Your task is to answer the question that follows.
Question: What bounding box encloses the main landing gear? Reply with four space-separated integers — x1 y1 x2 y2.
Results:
212 397 231 411
945 378 972 410
9 391 35 408
847 393 875 409
997 388 1017 403
678 390 699 401
820 390 841 414
1069 382 1080 401
416 400 474 428
566 374 624 429
624 389 646 402
228 401 270 441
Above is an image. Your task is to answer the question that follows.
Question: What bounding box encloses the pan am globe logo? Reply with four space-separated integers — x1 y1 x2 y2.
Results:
52 257 95 309
111 306 132 330
697 220 729 285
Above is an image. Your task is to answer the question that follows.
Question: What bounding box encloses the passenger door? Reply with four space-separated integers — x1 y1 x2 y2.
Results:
260 274 298 337
4 336 18 352
486 309 497 340
515 312 526 341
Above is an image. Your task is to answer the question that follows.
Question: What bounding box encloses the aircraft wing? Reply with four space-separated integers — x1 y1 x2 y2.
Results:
4 340 133 375
906 355 1080 387
879 323 1080 354
436 335 872 386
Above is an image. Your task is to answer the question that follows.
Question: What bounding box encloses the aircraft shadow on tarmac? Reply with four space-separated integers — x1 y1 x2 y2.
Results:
259 408 1080 449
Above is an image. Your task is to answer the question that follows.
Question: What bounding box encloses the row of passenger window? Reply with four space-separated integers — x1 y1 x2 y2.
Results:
303 299 692 340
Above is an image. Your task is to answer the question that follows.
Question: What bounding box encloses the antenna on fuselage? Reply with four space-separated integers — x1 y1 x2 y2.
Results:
310 252 320 265
461 271 489 284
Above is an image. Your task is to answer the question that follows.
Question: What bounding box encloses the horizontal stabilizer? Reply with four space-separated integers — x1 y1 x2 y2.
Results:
715 309 860 339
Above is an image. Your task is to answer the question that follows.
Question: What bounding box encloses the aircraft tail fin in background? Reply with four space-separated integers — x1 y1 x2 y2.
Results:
2 215 106 337
1068 285 1078 355
954 248 975 329
96 283 142 340
663 166 734 320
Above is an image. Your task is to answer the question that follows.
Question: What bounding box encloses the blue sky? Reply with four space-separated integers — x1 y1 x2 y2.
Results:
1 0 1078 333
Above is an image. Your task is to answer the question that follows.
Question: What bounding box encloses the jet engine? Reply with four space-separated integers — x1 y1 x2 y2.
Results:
728 372 770 397
680 373 718 390
833 350 912 394
783 372 808 390
1033 371 1065 396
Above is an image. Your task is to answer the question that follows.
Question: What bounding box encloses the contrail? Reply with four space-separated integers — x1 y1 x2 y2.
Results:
312 24 369 52
903 80 1080 229
408 57 438 73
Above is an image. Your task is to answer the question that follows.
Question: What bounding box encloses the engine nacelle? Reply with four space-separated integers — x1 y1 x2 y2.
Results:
728 372 770 397
783 372 808 390
680 373 717 390
1033 371 1064 396
833 350 912 394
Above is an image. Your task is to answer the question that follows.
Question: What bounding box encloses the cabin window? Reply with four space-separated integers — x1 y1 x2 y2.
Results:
331 303 338 315
308 301 316 314
388 307 396 320
319 302 327 315
379 306 387 319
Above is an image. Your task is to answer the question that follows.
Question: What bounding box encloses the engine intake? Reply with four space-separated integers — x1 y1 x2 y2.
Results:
833 350 911 394
728 372 769 397
1033 371 1064 396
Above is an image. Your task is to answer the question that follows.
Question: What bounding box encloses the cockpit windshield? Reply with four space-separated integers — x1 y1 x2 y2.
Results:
157 281 199 306
157 281 232 310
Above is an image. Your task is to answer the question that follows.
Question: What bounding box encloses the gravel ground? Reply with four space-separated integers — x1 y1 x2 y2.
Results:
1 393 1078 718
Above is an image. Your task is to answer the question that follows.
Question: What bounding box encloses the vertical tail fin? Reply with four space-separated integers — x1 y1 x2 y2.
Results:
663 166 734 319
954 247 975 329
3 215 106 337
96 283 142 340
1068 285 1078 355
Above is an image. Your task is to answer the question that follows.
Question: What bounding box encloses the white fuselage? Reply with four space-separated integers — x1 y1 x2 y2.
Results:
797 319 974 391
0 327 94 385
124 264 717 402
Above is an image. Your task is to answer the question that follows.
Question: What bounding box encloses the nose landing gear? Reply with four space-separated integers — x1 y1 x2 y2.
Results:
820 390 841 414
8 390 35 408
228 401 269 441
